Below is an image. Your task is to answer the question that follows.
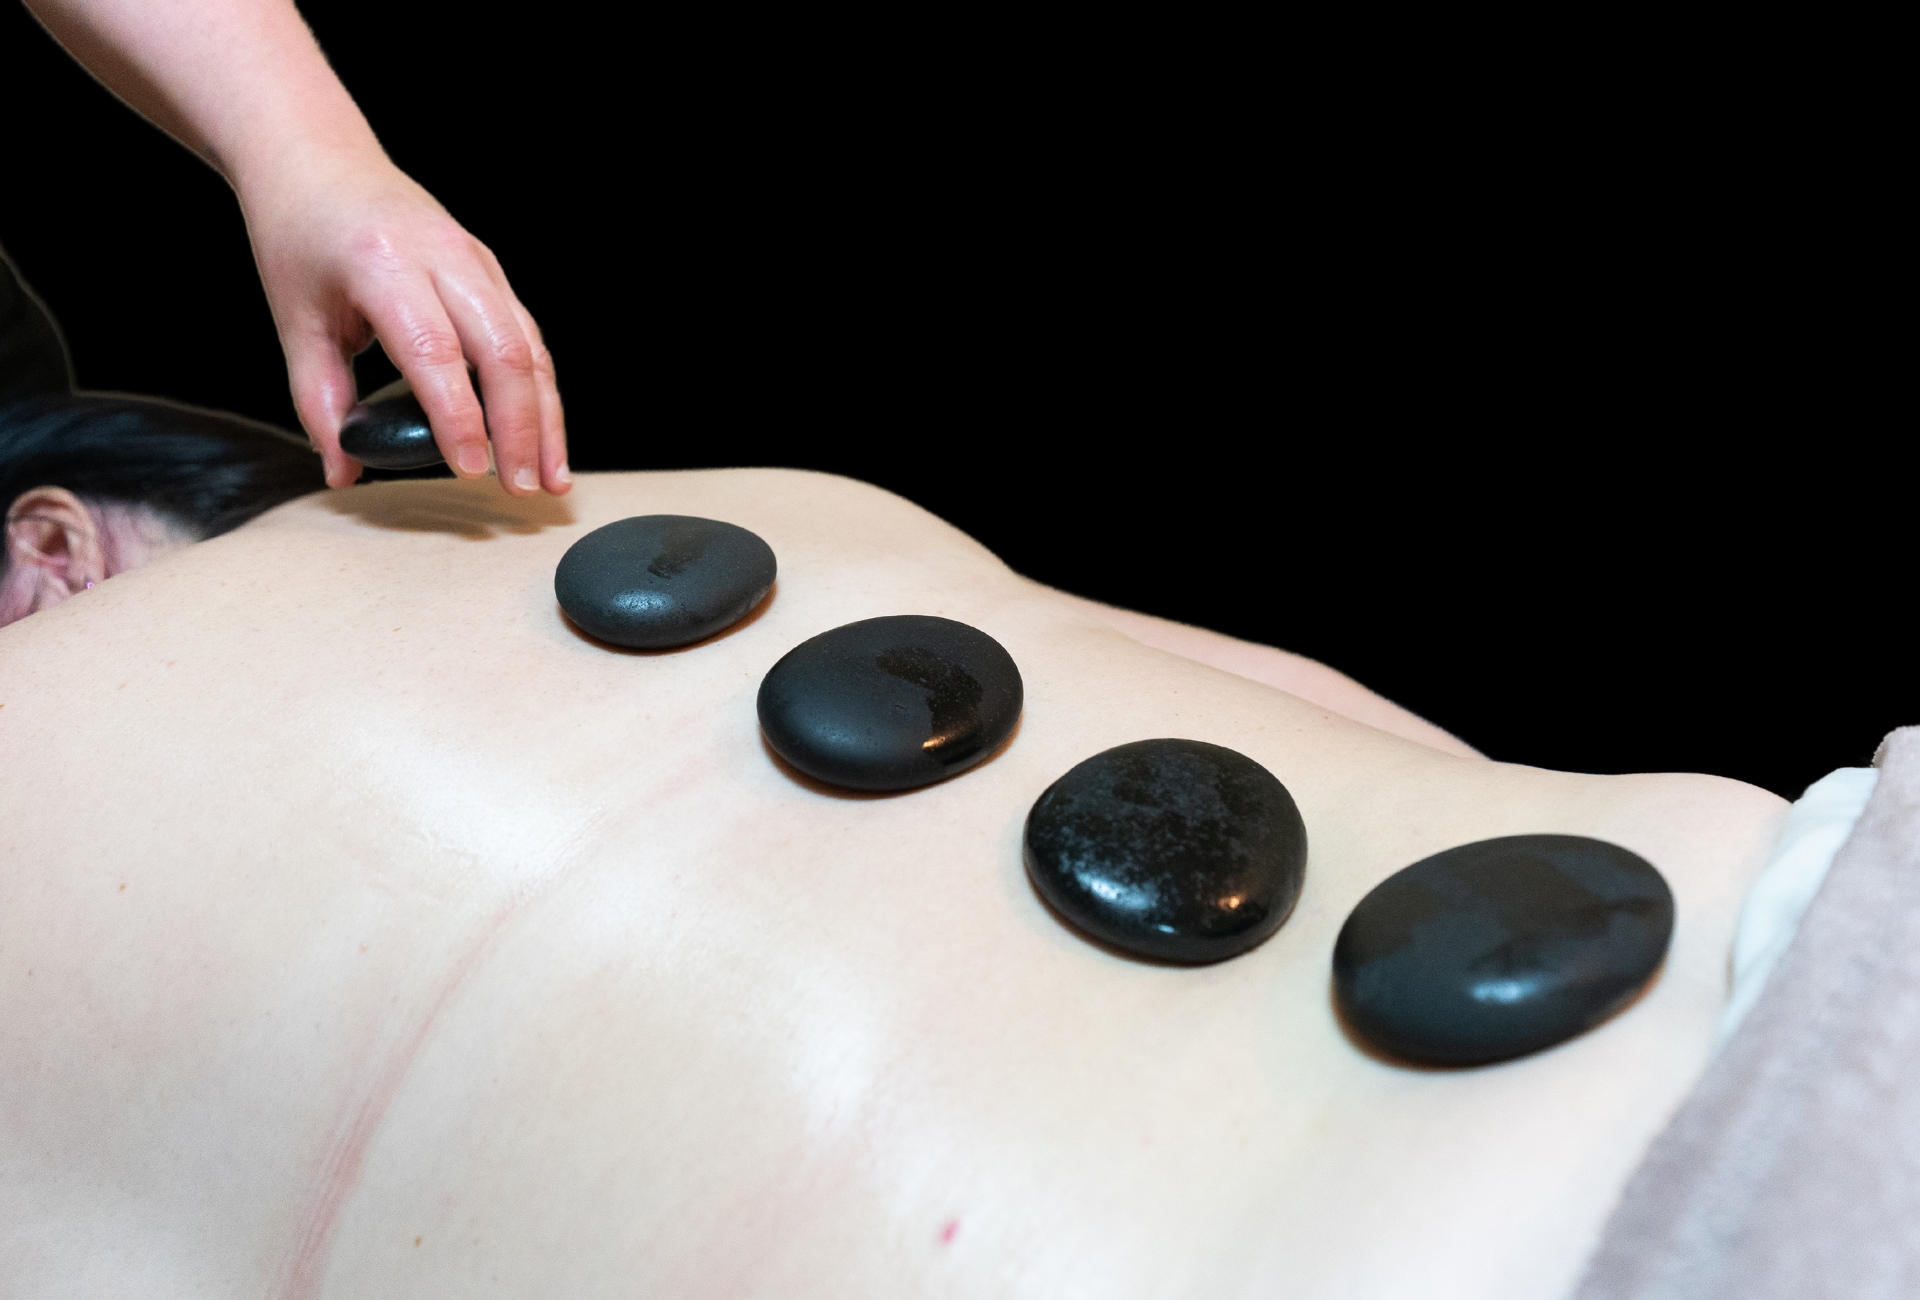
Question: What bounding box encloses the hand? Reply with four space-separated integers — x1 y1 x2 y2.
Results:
20 0 568 494
241 151 569 494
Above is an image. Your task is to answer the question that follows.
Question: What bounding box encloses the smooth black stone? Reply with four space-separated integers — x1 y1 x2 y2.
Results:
555 515 777 649
1333 834 1675 1067
1023 739 1308 964
339 378 442 469
757 615 1022 791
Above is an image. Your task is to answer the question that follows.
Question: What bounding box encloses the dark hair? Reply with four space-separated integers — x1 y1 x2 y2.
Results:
0 392 325 542
3 245 324 550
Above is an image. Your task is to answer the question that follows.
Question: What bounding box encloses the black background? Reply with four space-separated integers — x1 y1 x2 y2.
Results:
2 5 1903 796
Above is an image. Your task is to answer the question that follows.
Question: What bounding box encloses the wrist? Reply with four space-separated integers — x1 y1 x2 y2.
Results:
223 103 387 203
231 131 418 243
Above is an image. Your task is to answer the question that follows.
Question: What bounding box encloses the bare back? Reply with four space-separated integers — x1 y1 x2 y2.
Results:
0 471 1785 1299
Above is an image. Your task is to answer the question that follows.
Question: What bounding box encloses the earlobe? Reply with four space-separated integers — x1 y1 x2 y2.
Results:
1 486 107 623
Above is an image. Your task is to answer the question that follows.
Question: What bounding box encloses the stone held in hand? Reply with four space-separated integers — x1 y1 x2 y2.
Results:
555 515 778 649
758 615 1023 791
1024 738 1309 964
1333 834 1675 1067
338 378 443 470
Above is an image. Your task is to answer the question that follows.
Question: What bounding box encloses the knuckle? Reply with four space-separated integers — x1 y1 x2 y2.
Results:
432 216 478 249
441 401 485 430
346 227 407 272
485 335 537 374
488 413 538 446
431 412 485 452
399 325 464 368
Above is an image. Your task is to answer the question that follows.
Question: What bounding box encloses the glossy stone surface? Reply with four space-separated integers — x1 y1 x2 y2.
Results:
758 615 1022 791
1024 739 1308 964
555 515 776 649
1334 834 1675 1066
338 378 442 469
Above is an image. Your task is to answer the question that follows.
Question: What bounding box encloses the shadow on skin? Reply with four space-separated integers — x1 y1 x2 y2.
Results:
757 710 1025 802
555 582 780 656
1323 955 1670 1073
323 477 576 538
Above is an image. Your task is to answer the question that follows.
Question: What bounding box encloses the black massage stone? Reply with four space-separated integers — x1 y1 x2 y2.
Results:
1024 739 1308 964
555 515 777 648
758 615 1022 791
1333 834 1675 1067
339 378 443 470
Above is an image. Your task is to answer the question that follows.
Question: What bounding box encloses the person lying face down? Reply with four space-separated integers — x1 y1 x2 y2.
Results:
0 462 1789 1299
0 394 323 627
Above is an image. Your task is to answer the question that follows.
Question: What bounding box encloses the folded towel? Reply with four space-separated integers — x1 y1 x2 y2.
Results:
1577 726 1920 1300
1719 765 1879 1043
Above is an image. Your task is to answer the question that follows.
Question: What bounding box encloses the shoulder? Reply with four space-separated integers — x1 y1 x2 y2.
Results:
252 468 989 547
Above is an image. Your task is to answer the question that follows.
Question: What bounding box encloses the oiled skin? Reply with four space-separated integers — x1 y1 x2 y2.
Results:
0 471 1786 1299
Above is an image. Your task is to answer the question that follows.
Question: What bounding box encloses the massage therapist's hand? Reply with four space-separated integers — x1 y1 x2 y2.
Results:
244 156 569 493
22 0 569 495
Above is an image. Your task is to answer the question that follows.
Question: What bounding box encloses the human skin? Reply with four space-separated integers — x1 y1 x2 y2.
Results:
20 0 569 495
0 485 195 625
0 471 1785 1298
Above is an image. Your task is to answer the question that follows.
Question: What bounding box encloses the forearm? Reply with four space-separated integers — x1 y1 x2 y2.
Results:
22 0 382 191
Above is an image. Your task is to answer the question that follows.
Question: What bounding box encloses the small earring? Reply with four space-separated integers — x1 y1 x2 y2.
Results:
85 579 96 590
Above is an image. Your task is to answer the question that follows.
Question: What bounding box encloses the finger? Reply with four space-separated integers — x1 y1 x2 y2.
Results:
431 260 544 497
468 242 569 494
504 294 569 494
282 322 363 488
360 280 492 480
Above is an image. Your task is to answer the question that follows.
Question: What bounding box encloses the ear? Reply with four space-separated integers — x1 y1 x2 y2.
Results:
1 486 106 624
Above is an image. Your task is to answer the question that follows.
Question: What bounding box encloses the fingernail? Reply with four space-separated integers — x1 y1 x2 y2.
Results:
555 463 572 485
513 467 538 492
456 447 490 476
